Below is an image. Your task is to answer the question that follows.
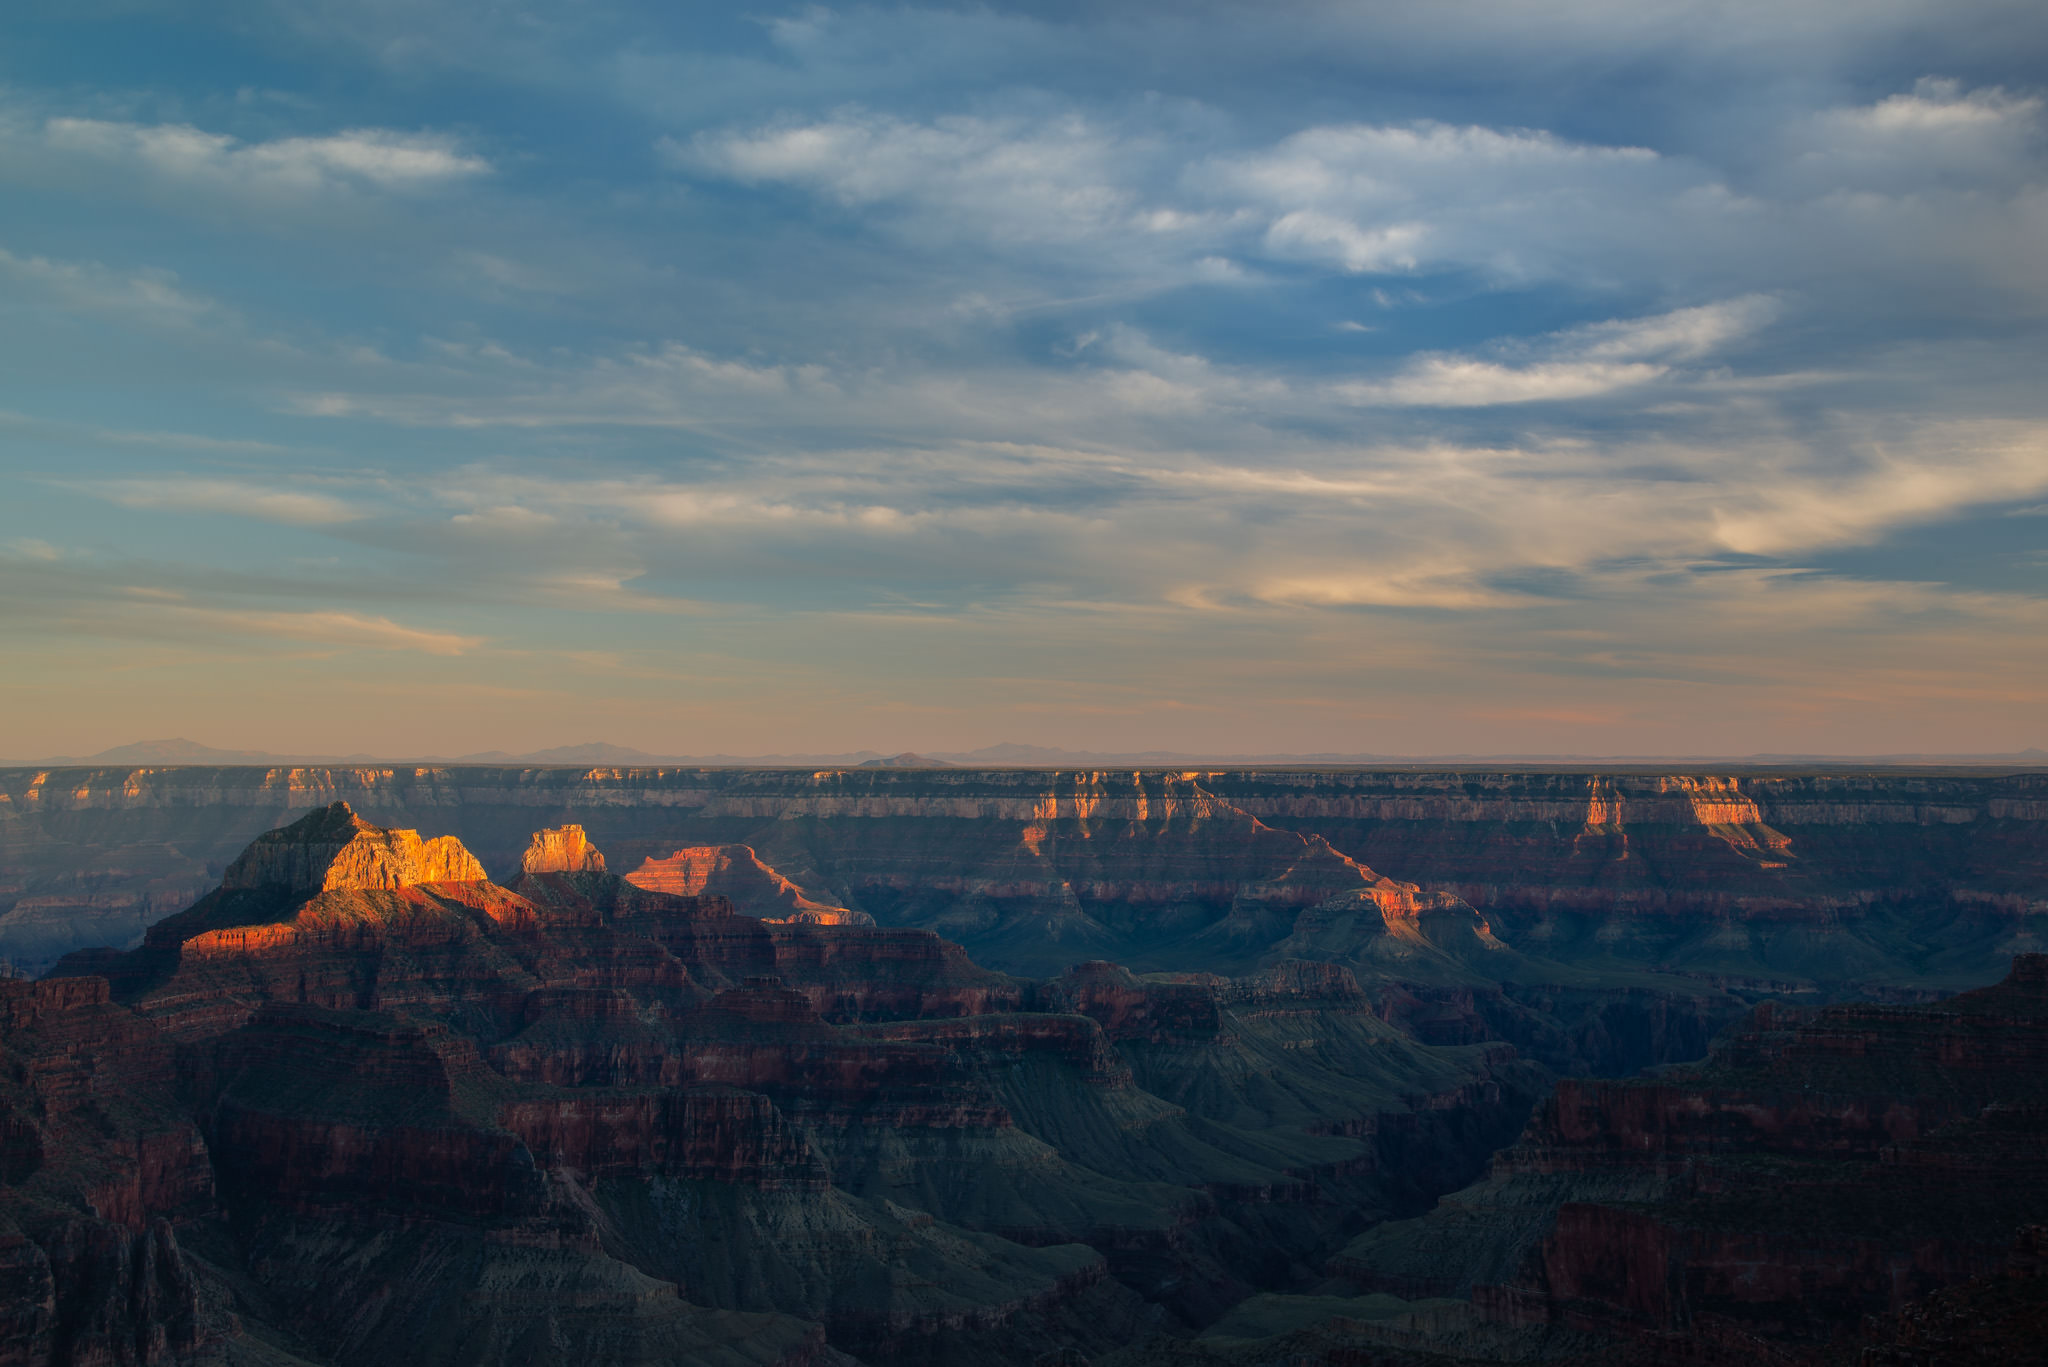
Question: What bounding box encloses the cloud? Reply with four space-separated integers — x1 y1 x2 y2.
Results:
41 117 489 195
0 244 217 324
1707 427 2048 556
676 74 2046 319
1202 119 1683 282
1344 358 1668 407
1564 296 1781 361
0 410 298 457
1252 568 1534 610
1783 78 2045 195
674 110 1161 250
89 479 361 526
161 607 483 655
679 106 1707 289
1853 78 2041 135
1338 297 1778 406
1263 211 1425 272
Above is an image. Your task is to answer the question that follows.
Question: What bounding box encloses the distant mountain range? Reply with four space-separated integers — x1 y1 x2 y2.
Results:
9 738 2048 768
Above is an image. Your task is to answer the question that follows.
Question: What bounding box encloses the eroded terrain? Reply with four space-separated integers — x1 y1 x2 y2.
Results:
2 767 2044 1364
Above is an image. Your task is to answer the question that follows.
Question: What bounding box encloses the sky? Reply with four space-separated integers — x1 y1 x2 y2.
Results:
2 0 2046 760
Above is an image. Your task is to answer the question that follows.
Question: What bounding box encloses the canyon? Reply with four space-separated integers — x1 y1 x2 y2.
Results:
4 766 2043 988
0 765 2043 1364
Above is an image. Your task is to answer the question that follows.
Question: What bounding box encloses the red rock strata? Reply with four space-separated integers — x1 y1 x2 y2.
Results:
626 842 872 923
1457 954 2048 1357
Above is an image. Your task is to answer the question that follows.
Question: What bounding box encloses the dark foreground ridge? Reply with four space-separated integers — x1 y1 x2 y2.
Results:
1287 952 2048 1366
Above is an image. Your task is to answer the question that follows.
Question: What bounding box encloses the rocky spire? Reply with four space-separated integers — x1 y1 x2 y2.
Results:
220 801 486 894
520 825 607 875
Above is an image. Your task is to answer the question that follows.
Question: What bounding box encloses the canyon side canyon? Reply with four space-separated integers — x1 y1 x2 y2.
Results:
0 765 2044 1365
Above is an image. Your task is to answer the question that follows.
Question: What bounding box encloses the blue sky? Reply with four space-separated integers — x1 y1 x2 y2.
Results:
3 1 2046 758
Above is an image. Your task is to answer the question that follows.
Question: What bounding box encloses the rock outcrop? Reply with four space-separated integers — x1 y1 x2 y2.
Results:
519 822 606 874
221 800 487 892
626 843 873 924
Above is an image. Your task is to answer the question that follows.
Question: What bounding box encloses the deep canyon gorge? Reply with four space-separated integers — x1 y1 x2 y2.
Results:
1 766 2044 1365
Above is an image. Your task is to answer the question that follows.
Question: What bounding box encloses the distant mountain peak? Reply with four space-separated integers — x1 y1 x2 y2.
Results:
857 752 952 768
89 738 278 764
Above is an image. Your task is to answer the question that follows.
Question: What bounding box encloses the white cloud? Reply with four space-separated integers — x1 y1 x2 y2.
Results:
1785 78 2046 197
675 111 1149 247
1845 78 2040 136
680 108 1695 287
678 83 2043 311
1342 358 1668 407
1206 120 1675 280
1337 297 1777 406
42 117 489 195
1263 211 1425 272
1564 296 1781 361
1708 428 2048 556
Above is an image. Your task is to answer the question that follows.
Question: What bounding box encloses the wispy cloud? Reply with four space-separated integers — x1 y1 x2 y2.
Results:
160 607 482 655
87 478 361 526
676 111 1151 247
1337 297 1780 406
0 244 218 324
42 117 489 194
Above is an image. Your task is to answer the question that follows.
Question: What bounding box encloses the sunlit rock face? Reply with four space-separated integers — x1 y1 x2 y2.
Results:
220 800 486 893
519 823 607 875
626 843 873 924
